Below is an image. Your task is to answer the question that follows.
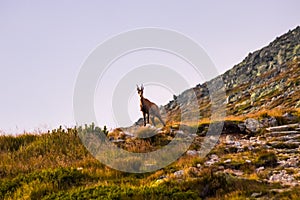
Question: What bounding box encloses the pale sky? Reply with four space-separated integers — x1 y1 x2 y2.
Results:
0 1 299 134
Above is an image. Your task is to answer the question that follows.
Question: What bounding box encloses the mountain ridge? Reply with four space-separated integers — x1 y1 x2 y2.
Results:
162 26 300 123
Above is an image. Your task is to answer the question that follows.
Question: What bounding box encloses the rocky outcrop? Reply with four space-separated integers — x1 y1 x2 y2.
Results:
162 122 300 188
163 26 300 119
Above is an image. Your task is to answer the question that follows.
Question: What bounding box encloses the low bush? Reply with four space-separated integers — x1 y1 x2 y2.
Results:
255 151 278 168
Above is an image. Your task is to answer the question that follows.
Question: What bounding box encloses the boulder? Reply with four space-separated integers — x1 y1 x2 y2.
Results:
225 135 235 145
282 113 299 124
245 118 263 133
260 117 278 127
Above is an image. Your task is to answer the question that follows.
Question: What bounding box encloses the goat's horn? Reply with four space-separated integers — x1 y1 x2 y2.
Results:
141 84 144 89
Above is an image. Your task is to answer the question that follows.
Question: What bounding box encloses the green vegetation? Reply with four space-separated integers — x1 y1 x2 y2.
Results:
1 124 299 199
254 151 278 168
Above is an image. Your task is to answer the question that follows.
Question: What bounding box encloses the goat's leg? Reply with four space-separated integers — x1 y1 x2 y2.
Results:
157 114 166 126
151 117 156 126
147 113 150 124
143 112 146 126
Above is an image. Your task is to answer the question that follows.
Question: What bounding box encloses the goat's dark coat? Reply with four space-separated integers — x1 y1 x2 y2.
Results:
137 85 165 126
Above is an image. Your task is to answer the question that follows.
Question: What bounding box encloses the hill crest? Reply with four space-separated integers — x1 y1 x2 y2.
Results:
162 26 300 123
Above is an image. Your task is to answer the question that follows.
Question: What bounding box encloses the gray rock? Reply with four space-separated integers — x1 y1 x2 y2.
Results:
256 166 265 173
210 154 219 160
112 139 125 143
218 166 225 170
225 135 235 145
174 170 184 178
251 192 262 198
280 157 298 167
248 145 254 151
174 130 185 136
245 118 263 133
238 123 246 132
282 113 299 124
186 150 198 156
266 123 299 132
269 170 296 185
124 131 134 137
205 154 220 166
234 141 241 147
224 169 244 176
261 117 278 127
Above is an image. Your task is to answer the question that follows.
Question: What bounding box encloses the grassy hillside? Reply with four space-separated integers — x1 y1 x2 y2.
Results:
1 123 300 199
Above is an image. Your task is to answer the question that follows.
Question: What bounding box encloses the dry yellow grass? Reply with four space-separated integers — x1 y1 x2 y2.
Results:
124 139 153 153
169 107 299 128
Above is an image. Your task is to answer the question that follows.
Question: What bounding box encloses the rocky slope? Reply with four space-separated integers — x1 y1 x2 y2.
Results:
114 27 300 198
164 26 300 121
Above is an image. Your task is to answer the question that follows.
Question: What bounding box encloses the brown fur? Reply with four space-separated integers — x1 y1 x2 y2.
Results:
137 84 165 126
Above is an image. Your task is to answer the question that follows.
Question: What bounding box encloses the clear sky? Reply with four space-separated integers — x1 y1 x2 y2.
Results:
0 1 299 134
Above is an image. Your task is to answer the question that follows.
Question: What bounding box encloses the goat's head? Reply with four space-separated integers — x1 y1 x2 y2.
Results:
136 84 144 97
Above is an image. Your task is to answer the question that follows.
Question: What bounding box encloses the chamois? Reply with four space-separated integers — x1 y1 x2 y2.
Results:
137 84 165 127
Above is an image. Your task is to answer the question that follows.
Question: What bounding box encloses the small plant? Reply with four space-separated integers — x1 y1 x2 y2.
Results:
103 125 109 136
255 151 278 168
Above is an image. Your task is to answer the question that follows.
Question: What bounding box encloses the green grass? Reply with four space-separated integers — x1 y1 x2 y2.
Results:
0 124 294 199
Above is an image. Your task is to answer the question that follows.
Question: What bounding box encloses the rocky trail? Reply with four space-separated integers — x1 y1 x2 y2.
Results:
264 123 300 186
207 122 300 189
109 116 300 190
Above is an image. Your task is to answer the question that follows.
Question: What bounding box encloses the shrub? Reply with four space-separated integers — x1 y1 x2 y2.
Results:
0 134 37 152
255 151 278 168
